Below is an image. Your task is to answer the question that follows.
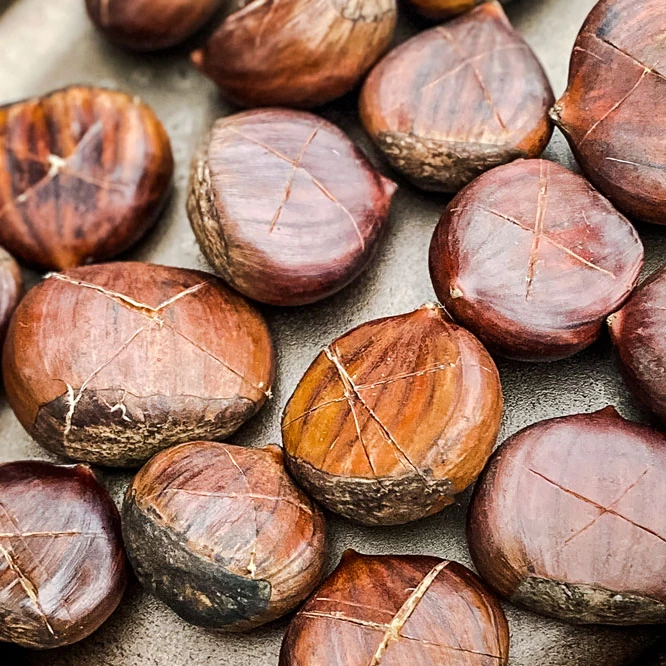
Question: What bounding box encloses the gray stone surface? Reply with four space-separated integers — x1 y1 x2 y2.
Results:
0 0 664 664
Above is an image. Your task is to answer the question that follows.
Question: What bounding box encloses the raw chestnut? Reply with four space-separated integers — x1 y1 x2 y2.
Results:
0 86 173 270
187 109 397 306
429 159 644 361
3 262 275 467
552 0 666 224
281 303 503 526
468 407 666 625
85 0 222 51
0 246 22 344
0 461 126 648
123 441 326 631
359 1 553 192
190 0 397 108
408 0 509 20
279 551 509 666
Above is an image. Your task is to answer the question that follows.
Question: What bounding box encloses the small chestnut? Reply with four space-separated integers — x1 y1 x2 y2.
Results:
0 86 173 270
123 441 326 630
0 246 22 345
187 109 397 306
359 1 554 192
552 0 666 224
0 461 126 648
3 262 275 467
468 407 666 625
279 551 509 666
429 159 644 361
407 0 509 20
282 303 503 526
191 0 397 108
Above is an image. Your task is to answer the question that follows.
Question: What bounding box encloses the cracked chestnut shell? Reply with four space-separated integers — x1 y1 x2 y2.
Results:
279 551 509 666
0 86 173 270
359 1 553 192
468 407 666 625
2 262 275 468
0 461 126 648
190 0 397 108
552 0 666 224
187 109 397 306
0 247 22 345
429 159 644 361
282 304 503 526
407 0 509 20
123 441 326 631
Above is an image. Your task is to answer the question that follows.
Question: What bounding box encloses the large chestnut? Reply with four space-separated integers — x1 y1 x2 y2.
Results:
280 551 509 666
190 0 397 108
552 0 666 224
3 263 275 467
282 303 503 525
0 461 126 648
429 159 644 361
0 246 22 344
408 0 509 20
187 109 397 306
359 2 553 192
123 441 326 630
468 407 666 624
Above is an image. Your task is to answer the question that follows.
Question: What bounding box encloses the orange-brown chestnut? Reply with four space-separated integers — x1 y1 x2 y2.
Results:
552 0 666 224
359 2 553 192
3 263 275 468
468 407 666 624
187 109 396 306
279 551 509 666
123 441 326 631
0 247 22 345
0 86 173 270
429 159 644 361
281 304 503 526
190 0 397 109
0 461 126 648
407 0 509 20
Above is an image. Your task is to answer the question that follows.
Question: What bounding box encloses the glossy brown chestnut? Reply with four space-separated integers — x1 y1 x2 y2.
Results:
279 551 509 666
0 86 173 270
359 2 553 192
429 159 644 361
552 0 666 224
468 407 666 625
0 246 22 344
190 0 397 108
187 109 397 306
123 441 326 631
3 263 275 467
85 0 222 51
407 0 509 20
282 304 503 525
0 461 126 648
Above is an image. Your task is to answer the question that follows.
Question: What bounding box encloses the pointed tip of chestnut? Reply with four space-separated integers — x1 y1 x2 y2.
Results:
380 174 398 199
549 103 564 125
593 405 622 419
263 443 285 461
190 48 204 69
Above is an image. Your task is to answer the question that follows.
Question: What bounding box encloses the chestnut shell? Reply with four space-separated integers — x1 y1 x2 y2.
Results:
0 246 22 345
468 407 666 625
408 0 509 20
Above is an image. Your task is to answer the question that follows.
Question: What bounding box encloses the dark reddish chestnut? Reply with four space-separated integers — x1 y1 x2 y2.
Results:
359 2 553 192
429 159 644 361
85 0 222 51
552 0 666 224
3 263 275 467
468 407 666 625
123 441 326 630
407 0 510 20
0 461 126 648
190 0 397 108
282 304 503 525
279 551 509 666
187 109 396 306
0 247 22 344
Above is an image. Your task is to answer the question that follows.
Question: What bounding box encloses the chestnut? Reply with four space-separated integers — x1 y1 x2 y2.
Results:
467 406 666 625
0 246 22 345
190 0 397 108
551 0 666 224
122 441 326 631
359 2 553 192
429 159 644 361
187 109 397 306
279 551 509 666
407 0 509 20
0 461 126 648
0 86 173 270
85 0 222 51
3 262 275 467
281 303 503 526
